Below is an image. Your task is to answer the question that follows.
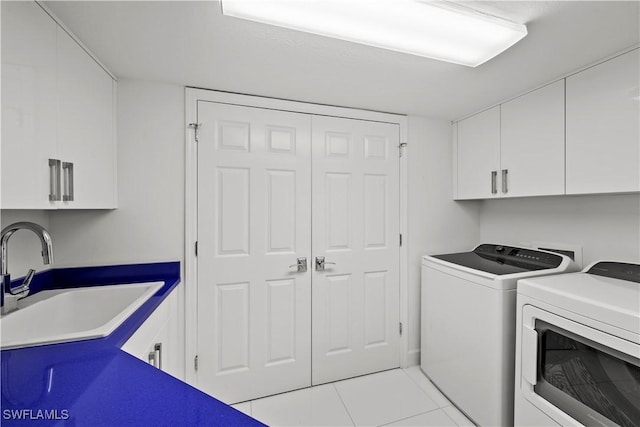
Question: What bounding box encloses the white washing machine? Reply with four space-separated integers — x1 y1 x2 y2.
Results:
421 244 577 426
515 261 640 427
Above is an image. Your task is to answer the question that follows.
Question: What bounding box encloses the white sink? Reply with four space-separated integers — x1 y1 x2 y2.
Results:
1 281 164 349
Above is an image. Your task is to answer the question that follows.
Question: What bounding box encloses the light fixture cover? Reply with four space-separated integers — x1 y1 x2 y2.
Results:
220 0 528 67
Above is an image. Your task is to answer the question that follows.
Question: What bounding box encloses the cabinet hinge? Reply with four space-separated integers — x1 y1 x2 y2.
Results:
194 355 199 371
195 241 198 257
399 234 403 247
399 142 407 157
399 322 403 335
188 122 202 142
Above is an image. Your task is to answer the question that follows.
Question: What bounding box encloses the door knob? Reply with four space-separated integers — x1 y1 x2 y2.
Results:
315 256 336 271
289 257 307 272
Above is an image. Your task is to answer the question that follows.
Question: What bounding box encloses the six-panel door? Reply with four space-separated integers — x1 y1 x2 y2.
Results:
196 102 401 403
196 102 313 403
311 115 401 385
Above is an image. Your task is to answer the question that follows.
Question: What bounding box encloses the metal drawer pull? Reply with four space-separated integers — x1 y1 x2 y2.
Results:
289 257 307 272
315 256 336 271
62 162 74 202
48 159 61 201
502 169 508 194
154 343 162 370
491 170 497 195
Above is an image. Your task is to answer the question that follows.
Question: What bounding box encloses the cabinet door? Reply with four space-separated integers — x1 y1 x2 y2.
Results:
456 106 500 199
57 27 116 208
1 1 58 209
501 80 565 197
566 49 640 194
121 287 180 378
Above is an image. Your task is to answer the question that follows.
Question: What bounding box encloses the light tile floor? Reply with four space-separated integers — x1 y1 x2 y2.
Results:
231 367 476 426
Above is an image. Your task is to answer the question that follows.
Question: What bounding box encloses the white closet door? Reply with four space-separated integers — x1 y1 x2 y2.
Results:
311 115 400 385
196 102 312 403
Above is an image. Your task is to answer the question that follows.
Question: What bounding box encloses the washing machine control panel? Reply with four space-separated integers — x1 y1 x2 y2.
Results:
474 244 564 269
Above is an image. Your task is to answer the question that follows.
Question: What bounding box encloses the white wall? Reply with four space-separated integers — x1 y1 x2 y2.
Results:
406 116 480 364
479 194 640 266
49 79 185 268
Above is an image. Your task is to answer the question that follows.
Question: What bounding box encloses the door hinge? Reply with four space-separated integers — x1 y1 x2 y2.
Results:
194 355 199 371
188 122 202 142
195 241 198 256
399 322 403 335
399 234 403 247
399 142 407 157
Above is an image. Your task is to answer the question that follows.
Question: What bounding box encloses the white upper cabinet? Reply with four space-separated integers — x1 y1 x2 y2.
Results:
566 49 640 195
455 48 638 200
1 1 58 209
501 80 565 198
456 83 565 200
1 1 117 210
57 27 116 209
456 106 500 199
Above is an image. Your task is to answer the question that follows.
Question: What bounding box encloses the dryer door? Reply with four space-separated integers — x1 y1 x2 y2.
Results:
521 305 640 427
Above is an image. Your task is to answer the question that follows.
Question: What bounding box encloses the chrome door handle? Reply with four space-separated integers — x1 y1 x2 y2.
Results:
491 170 497 195
502 169 508 194
289 257 307 272
315 256 336 271
62 162 74 201
49 159 61 201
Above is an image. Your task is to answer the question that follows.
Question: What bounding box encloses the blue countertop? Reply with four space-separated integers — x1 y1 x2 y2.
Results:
1 262 264 426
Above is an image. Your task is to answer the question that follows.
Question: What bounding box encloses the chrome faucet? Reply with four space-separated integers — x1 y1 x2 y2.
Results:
1 222 54 315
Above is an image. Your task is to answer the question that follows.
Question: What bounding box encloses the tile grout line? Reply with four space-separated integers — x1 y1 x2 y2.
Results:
379 407 449 427
400 368 441 407
439 407 460 427
332 382 357 427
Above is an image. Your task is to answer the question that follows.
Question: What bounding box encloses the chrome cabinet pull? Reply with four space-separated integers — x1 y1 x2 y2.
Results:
502 169 508 194
315 256 336 271
154 343 162 370
48 159 61 201
62 162 74 202
148 350 156 367
288 257 307 272
491 171 497 195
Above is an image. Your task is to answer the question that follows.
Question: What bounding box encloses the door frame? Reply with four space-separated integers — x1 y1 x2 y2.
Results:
184 87 409 385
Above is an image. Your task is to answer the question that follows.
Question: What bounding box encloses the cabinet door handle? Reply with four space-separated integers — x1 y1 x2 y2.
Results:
502 169 508 194
62 162 74 202
148 350 156 368
491 171 497 195
48 159 61 201
154 343 162 370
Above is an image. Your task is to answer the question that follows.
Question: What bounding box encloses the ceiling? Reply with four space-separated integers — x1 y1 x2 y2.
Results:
44 1 640 120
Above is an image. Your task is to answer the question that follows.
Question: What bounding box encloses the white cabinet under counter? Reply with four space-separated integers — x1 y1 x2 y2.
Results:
121 284 181 380
1 1 117 210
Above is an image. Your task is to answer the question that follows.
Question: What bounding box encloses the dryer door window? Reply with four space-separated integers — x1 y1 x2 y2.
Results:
534 321 640 427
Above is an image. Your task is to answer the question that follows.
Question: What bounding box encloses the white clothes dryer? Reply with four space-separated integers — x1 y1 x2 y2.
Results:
514 261 640 427
421 244 577 427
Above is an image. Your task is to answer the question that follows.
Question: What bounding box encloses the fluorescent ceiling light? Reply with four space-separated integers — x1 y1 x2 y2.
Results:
220 0 527 67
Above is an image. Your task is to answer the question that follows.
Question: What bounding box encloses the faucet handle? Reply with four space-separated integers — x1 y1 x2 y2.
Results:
6 269 34 296
22 269 36 289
